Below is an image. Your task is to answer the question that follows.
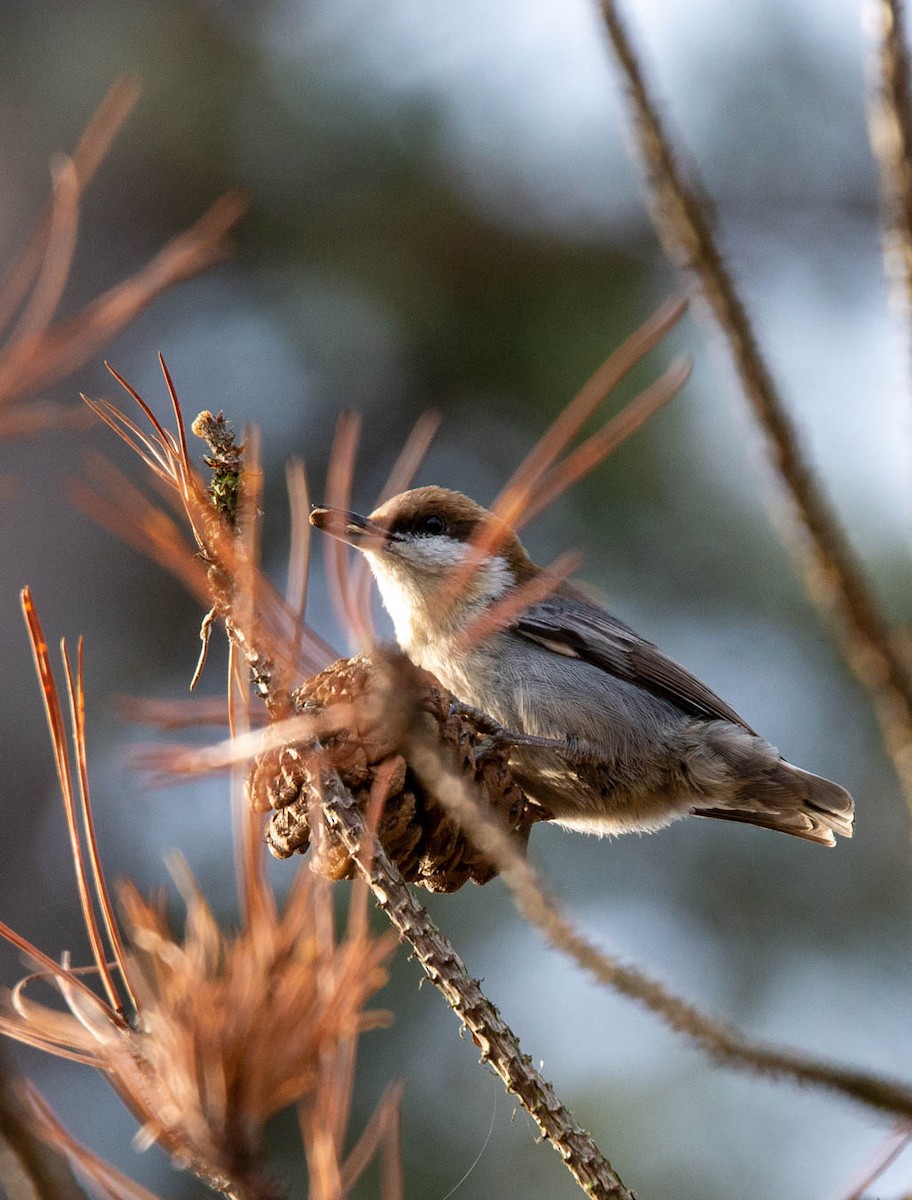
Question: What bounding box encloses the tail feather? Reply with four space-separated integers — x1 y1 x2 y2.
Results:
692 761 855 847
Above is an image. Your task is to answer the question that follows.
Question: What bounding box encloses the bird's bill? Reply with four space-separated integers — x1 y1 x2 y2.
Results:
309 505 387 550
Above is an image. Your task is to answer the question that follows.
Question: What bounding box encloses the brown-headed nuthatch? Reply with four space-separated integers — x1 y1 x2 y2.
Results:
310 486 854 845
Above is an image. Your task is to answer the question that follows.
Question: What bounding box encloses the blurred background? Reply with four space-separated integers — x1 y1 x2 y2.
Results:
0 0 910 1197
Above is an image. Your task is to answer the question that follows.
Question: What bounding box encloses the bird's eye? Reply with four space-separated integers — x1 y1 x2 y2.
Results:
419 514 447 536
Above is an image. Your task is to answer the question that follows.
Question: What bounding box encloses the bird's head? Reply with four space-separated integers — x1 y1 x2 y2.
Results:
310 486 536 649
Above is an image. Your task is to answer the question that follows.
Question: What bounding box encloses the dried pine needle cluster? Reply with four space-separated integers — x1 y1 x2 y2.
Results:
115 870 392 1189
0 594 397 1200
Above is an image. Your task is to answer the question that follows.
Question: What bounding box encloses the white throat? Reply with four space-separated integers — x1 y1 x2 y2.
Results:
364 541 515 656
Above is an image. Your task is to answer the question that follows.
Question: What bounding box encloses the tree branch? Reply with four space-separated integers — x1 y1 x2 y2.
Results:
596 0 912 823
408 731 912 1124
316 762 637 1200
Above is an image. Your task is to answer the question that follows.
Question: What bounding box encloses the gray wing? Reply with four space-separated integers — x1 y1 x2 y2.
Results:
514 584 756 735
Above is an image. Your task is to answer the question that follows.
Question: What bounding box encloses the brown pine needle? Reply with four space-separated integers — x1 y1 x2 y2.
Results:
493 292 687 525
0 192 246 409
61 637 136 1015
82 365 336 683
22 1082 163 1200
117 692 261 731
350 410 444 642
839 1122 912 1200
131 707 354 786
20 589 127 1016
522 354 692 527
434 336 688 621
454 550 581 650
336 1081 405 1199
0 77 139 337
9 154 81 345
326 411 372 648
286 457 314 654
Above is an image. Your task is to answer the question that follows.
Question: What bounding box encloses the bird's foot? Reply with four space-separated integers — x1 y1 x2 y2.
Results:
448 699 566 752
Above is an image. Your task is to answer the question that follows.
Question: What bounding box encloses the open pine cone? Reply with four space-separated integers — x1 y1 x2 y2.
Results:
248 653 544 893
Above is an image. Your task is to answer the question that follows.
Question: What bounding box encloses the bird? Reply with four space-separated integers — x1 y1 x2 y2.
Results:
310 486 854 846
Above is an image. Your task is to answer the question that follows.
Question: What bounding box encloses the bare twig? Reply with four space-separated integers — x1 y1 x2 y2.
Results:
596 0 912 822
407 731 912 1124
864 0 912 349
88 382 633 1197
314 762 636 1200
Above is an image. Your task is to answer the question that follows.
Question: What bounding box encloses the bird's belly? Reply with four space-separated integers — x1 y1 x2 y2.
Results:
415 637 695 834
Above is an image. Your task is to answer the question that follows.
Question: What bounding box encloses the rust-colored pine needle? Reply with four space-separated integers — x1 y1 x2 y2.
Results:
1 595 396 1200
349 410 443 645
22 1081 164 1200
494 292 686 528
81 361 335 691
325 412 372 649
0 77 139 335
0 79 246 431
431 302 690 623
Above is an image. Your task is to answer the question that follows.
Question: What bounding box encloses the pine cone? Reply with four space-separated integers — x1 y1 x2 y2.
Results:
249 653 542 892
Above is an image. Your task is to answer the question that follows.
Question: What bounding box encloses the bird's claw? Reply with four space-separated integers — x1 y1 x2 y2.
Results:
448 699 566 752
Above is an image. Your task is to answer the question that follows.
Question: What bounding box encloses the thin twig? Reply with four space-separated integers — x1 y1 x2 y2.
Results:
407 731 912 1124
209 605 636 1194
596 0 912 823
865 0 912 349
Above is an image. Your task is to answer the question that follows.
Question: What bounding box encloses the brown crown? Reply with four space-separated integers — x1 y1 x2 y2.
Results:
370 487 538 582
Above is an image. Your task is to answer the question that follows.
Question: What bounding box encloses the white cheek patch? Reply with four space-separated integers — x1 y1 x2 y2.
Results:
396 535 468 571
364 542 516 647
397 537 515 606
383 536 515 605
471 555 514 605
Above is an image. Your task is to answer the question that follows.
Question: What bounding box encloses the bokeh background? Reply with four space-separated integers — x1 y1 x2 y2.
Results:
1 1 910 1197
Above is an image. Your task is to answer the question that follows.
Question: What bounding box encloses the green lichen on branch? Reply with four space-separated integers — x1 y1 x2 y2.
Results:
191 409 243 525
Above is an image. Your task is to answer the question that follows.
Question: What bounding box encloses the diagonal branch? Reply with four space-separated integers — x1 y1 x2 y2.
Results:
596 0 912 823
315 762 636 1200
407 732 912 1124
864 0 912 353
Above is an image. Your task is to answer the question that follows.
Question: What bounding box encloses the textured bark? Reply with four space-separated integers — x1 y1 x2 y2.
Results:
317 763 636 1200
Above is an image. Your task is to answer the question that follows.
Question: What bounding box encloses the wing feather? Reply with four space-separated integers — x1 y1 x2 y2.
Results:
514 585 756 734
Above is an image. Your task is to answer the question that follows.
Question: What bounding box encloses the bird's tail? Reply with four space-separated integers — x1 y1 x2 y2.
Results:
688 726 855 846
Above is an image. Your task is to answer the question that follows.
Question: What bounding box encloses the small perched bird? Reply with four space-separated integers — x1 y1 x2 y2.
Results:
310 486 854 846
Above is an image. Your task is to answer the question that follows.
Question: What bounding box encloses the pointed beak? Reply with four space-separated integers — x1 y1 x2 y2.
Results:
309 505 387 550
